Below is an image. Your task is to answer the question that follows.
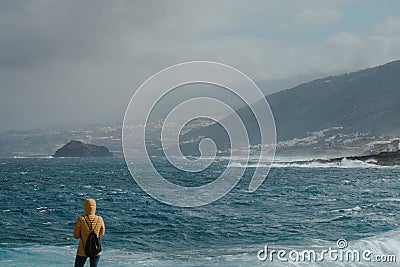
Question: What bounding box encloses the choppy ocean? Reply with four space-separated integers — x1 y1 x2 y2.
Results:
0 157 399 266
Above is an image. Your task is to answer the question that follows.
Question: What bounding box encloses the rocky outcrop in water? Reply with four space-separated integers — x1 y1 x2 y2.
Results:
53 140 113 157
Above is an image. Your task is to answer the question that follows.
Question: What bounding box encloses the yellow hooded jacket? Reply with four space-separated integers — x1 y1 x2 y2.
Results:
74 199 105 257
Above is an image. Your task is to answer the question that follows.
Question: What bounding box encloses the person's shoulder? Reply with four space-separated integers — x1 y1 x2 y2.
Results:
96 215 105 222
74 216 85 227
76 215 86 222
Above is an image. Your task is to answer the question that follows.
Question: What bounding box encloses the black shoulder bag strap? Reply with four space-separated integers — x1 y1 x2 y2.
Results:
81 216 99 248
84 215 99 232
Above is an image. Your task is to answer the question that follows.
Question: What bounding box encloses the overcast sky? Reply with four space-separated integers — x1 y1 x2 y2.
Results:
1 0 400 132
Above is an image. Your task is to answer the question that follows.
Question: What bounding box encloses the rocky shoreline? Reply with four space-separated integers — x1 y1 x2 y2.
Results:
293 150 400 167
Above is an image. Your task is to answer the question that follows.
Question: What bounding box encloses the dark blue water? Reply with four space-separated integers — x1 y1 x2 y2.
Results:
0 158 399 266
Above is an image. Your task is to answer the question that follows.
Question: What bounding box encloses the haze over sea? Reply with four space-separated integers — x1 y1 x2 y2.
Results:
0 157 399 266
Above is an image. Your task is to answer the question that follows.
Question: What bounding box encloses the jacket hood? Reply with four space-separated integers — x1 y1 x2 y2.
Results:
83 198 96 215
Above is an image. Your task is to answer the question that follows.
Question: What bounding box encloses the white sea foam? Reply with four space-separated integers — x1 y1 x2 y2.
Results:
273 158 383 168
12 156 53 159
228 157 397 169
249 229 400 266
380 198 400 202
2 229 399 266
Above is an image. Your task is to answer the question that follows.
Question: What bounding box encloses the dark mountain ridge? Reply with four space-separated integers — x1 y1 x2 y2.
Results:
268 59 400 141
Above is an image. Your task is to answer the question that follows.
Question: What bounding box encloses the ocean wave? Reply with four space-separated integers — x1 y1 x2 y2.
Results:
228 158 398 169
1 229 399 266
12 156 54 159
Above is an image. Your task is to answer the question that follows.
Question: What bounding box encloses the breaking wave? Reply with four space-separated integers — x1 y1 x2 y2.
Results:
1 229 399 266
229 157 397 168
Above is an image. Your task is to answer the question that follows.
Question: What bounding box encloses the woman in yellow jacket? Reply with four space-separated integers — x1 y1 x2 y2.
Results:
74 198 105 267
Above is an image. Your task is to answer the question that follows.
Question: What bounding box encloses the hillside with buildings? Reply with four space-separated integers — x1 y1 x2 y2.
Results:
180 60 400 157
267 59 400 141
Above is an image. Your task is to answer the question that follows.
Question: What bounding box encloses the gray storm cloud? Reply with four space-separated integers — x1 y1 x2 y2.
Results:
1 0 400 131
